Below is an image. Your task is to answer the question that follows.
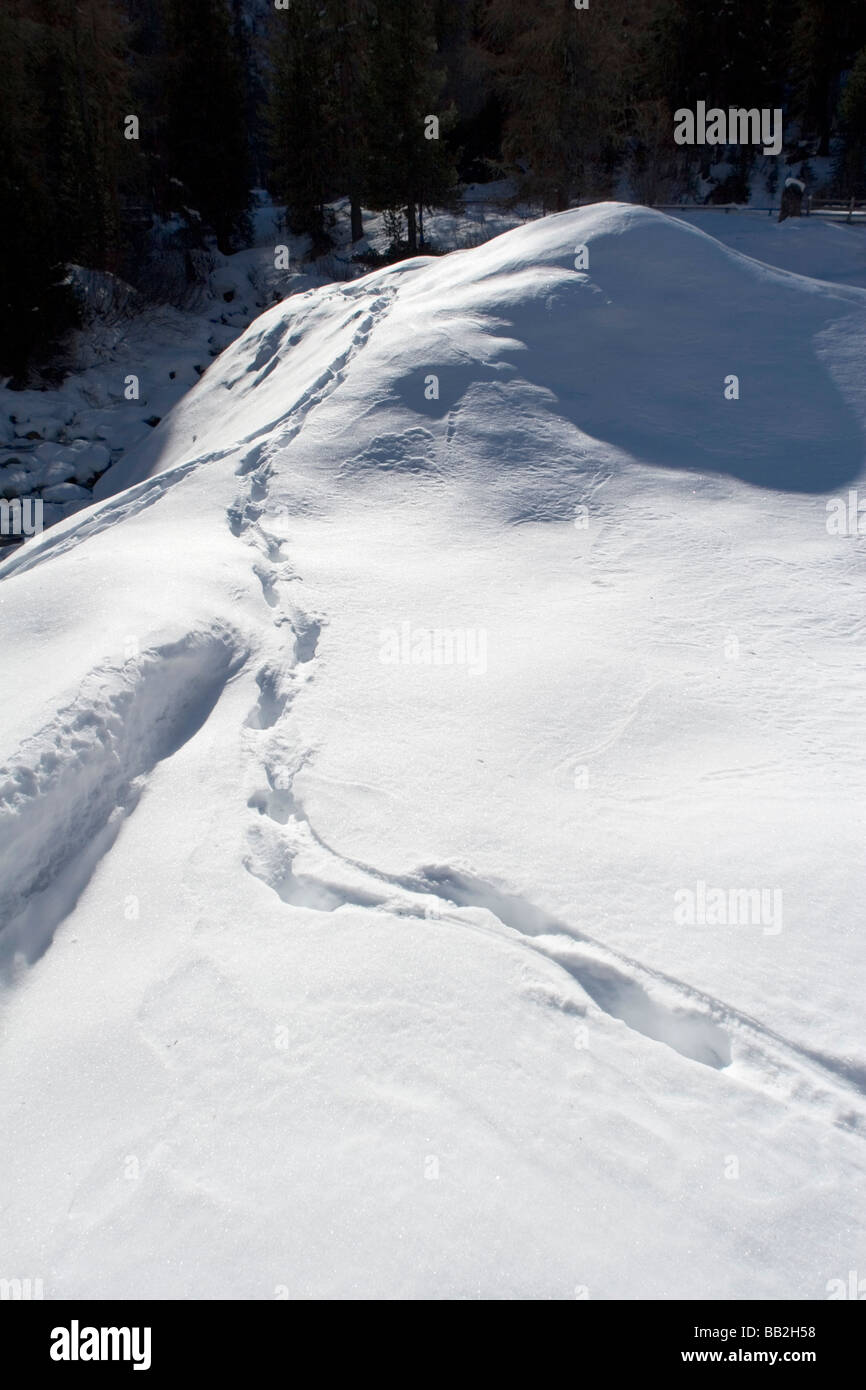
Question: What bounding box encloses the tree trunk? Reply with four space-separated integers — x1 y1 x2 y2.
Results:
350 195 363 243
406 201 417 253
779 184 803 223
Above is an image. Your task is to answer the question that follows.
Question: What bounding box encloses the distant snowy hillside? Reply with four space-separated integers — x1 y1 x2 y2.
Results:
1 204 865 1300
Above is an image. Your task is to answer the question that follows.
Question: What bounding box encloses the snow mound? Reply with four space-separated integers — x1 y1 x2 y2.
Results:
1 205 865 1300
95 202 866 507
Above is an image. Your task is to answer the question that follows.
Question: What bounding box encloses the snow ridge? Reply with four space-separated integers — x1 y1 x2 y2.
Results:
0 623 247 971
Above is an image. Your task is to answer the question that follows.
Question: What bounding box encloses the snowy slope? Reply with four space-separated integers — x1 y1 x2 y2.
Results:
1 204 865 1300
672 208 866 290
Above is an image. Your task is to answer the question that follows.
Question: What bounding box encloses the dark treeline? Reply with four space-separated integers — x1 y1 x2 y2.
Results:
2 0 866 380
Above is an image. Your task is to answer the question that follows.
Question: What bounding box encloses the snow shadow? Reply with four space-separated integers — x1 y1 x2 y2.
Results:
419 866 731 1070
498 218 866 494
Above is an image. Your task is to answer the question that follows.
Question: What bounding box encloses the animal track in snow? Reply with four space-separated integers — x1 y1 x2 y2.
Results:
411 865 866 1131
242 747 866 1136
224 275 865 1134
293 617 321 664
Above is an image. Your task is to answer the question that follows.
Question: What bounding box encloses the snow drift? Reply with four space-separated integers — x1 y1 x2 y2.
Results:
1 204 865 1299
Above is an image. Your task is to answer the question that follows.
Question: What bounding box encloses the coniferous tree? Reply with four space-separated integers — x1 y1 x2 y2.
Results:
0 0 127 379
364 0 458 251
268 0 335 247
836 47 866 197
642 0 789 194
790 0 842 156
0 2 67 377
163 0 251 253
485 0 632 211
328 0 377 243
41 0 127 270
789 0 866 156
435 0 500 183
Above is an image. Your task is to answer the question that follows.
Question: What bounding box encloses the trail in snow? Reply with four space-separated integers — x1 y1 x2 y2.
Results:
0 624 247 972
1 205 864 1300
226 431 866 1136
241 636 866 1136
162 213 866 1143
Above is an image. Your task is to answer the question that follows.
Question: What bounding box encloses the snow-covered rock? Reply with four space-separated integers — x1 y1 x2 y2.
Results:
42 458 81 487
67 443 110 485
0 464 31 497
13 414 66 441
40 482 93 504
34 441 67 465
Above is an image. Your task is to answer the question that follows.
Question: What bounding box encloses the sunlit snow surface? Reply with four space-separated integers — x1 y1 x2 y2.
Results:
1 205 865 1299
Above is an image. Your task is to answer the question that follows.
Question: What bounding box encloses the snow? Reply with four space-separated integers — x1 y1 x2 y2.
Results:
671 209 866 289
0 195 530 546
1 203 865 1299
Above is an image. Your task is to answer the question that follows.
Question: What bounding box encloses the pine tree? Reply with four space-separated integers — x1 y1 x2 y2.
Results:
364 0 458 251
436 0 501 184
0 0 128 379
484 0 632 211
836 46 866 197
789 0 866 156
327 0 376 243
163 0 251 253
40 0 127 271
267 0 335 247
0 2 66 377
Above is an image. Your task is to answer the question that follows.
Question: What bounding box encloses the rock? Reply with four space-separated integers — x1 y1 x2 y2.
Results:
42 459 80 487
17 416 65 442
70 443 110 484
1 468 30 498
17 457 50 489
34 441 67 465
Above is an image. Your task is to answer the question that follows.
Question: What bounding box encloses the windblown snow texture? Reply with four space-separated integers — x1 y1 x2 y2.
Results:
1 205 865 1299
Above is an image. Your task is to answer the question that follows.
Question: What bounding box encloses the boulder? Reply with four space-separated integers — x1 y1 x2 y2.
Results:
70 443 110 484
41 482 92 504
